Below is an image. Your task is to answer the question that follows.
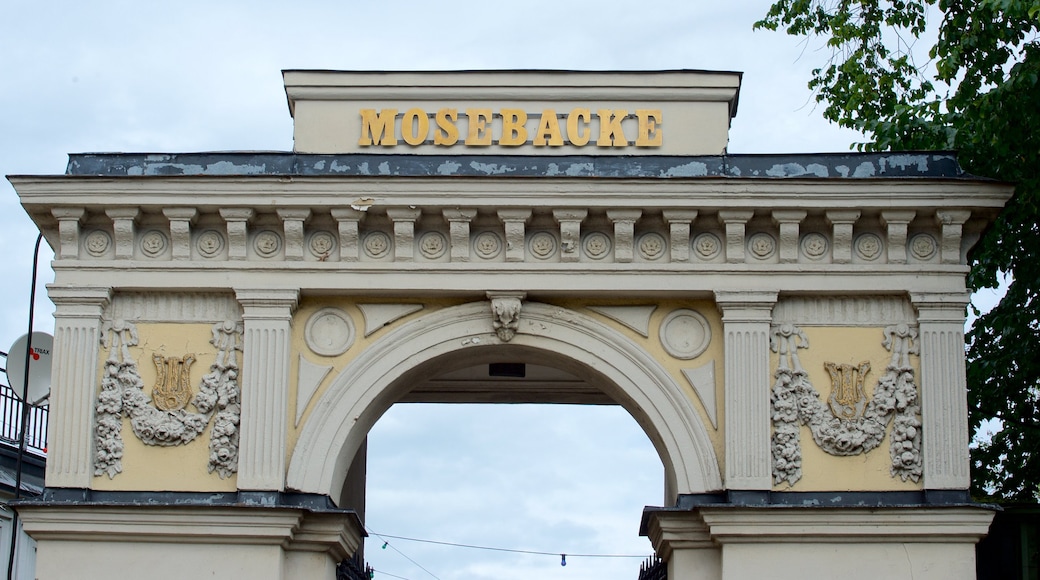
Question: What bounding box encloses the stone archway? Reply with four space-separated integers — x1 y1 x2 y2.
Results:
287 300 722 505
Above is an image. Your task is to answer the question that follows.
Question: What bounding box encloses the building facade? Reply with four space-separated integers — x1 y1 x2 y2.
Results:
8 70 1011 579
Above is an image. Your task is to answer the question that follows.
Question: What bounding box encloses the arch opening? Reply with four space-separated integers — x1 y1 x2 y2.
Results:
287 301 722 506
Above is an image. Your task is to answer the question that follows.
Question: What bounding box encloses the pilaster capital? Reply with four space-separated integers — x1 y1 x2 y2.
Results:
104 207 140 221
606 209 642 223
825 209 861 225
47 286 112 313
51 207 85 221
880 210 918 226
717 210 754 224
235 288 300 319
771 209 808 224
162 207 199 222
714 291 778 316
662 210 699 224
219 207 254 222
497 209 532 222
552 208 588 223
386 207 422 222
910 292 970 322
936 209 972 226
645 511 713 560
442 208 477 221
277 208 312 221
330 208 366 221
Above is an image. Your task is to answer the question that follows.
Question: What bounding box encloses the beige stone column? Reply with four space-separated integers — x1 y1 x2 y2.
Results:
236 288 299 491
881 210 916 264
105 207 139 260
162 208 197 261
826 210 861 264
771 210 807 264
331 208 364 262
553 209 587 263
443 208 477 262
911 292 971 489
278 209 311 261
607 209 641 263
715 290 777 490
497 209 531 262
663 210 698 263
646 512 720 580
387 208 421 262
220 208 254 261
718 210 753 264
45 286 111 488
51 208 84 260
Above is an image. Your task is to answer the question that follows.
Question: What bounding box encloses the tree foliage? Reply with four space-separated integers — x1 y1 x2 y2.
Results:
756 0 1040 502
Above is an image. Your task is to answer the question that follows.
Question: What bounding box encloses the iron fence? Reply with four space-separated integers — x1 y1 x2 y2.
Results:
638 555 667 580
0 351 48 455
336 553 373 580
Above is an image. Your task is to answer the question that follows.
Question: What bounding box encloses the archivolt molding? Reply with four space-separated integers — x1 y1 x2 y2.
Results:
93 319 244 479
287 300 722 502
770 323 923 486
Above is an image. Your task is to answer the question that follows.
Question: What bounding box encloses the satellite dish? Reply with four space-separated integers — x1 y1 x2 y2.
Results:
5 332 53 406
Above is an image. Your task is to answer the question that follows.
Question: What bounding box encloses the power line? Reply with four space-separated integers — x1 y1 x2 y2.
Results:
371 531 650 559
366 528 442 580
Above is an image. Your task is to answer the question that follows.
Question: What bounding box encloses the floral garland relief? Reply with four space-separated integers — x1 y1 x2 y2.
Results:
770 323 922 486
94 319 244 479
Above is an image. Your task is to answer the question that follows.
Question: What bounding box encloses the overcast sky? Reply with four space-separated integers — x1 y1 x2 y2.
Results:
0 2 976 579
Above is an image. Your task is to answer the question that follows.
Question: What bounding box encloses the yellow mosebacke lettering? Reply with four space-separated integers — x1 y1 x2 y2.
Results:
358 108 398 146
532 110 564 147
597 109 628 147
433 108 459 146
499 109 528 146
635 109 662 147
401 108 429 146
465 108 493 146
567 108 592 146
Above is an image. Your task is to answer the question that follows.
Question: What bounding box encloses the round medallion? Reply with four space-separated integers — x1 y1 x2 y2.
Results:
84 231 111 257
140 230 168 257
473 231 502 259
363 231 392 259
639 233 666 260
583 232 611 260
196 230 224 258
659 309 712 360
855 233 883 261
909 234 937 260
304 307 355 357
529 232 557 259
418 231 448 259
693 233 722 260
800 232 829 260
254 230 282 257
748 233 777 259
309 231 336 259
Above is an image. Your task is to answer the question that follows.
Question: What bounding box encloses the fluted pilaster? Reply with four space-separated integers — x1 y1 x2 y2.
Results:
912 292 971 489
236 288 299 491
716 290 777 490
46 286 111 488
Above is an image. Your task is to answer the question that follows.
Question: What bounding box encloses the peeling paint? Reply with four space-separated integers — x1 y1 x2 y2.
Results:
835 165 850 178
565 163 593 176
436 161 461 176
663 161 709 177
351 198 375 212
765 163 828 178
853 162 876 178
469 161 515 175
880 154 928 174
313 160 325 170
377 161 391 175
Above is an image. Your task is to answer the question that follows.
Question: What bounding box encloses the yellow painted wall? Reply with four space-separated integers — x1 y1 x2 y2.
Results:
286 296 725 480
772 326 923 492
93 323 237 492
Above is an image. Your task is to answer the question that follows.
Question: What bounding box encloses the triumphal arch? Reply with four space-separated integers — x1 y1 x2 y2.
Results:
9 70 1011 579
